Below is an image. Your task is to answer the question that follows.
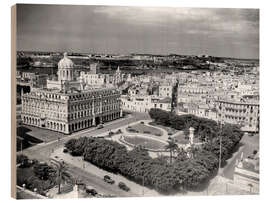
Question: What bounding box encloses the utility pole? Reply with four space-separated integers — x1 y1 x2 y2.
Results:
218 122 223 175
21 139 23 154
142 171 144 196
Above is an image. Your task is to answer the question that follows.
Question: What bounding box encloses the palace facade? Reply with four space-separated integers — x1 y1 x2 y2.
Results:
21 53 122 134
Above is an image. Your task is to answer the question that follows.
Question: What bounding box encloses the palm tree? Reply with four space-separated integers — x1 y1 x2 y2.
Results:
50 159 72 194
165 138 179 164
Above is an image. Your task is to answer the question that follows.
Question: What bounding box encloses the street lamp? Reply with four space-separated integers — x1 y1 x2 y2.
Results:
20 138 24 154
142 170 145 196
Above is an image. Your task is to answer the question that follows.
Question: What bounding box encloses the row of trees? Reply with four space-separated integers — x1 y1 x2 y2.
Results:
65 137 219 194
149 108 243 163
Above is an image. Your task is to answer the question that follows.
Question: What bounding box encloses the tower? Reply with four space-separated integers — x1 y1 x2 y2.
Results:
114 66 122 85
58 52 75 82
89 62 100 74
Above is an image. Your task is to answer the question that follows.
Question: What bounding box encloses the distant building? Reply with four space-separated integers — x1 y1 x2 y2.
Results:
89 63 100 74
17 71 48 89
80 72 105 88
121 95 171 113
113 66 124 85
29 73 48 89
159 83 172 98
216 99 259 132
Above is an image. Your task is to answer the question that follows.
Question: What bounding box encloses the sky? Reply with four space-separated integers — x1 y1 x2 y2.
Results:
16 4 259 59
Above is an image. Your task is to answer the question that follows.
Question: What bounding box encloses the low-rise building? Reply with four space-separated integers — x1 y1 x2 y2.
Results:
121 95 171 113
159 83 172 98
234 153 259 194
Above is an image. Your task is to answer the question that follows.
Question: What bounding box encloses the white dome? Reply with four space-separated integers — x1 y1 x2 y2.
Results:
58 52 74 69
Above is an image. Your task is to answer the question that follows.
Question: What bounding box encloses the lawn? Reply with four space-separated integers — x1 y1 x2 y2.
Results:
127 123 163 136
123 135 166 150
148 121 178 135
22 125 68 142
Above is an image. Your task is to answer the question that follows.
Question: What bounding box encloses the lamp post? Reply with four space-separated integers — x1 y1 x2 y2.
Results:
142 170 145 196
20 138 23 154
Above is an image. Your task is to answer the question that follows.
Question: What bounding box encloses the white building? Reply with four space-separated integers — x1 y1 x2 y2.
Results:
80 72 105 88
121 95 171 113
159 84 172 98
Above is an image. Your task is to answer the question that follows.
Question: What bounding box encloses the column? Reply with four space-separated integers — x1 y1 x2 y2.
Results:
92 117 96 126
65 124 69 134
92 101 96 126
100 100 102 114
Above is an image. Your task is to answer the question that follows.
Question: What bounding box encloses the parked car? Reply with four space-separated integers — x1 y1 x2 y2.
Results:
118 182 130 192
116 129 122 134
97 124 104 129
104 175 115 184
63 148 69 153
85 186 98 196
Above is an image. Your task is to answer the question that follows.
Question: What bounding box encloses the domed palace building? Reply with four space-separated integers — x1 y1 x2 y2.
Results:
47 52 81 90
21 53 122 134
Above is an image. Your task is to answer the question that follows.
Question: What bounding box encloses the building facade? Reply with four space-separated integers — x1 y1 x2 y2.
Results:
159 84 173 98
80 72 106 87
21 88 122 134
233 153 259 194
217 100 259 132
121 95 171 113
21 53 122 134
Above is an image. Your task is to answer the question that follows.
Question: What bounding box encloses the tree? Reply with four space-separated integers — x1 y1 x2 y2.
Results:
165 138 179 164
33 162 56 180
17 154 30 167
50 159 72 194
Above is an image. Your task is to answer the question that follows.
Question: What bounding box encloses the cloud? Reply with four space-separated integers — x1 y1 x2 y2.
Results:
93 6 259 35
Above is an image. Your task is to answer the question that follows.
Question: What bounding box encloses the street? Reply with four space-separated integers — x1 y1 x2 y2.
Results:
19 112 150 197
221 134 259 179
21 112 149 161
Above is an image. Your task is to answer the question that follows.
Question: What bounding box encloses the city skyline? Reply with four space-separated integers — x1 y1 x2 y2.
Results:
17 4 259 59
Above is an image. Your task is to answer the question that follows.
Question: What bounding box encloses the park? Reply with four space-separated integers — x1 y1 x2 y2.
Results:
16 109 245 197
